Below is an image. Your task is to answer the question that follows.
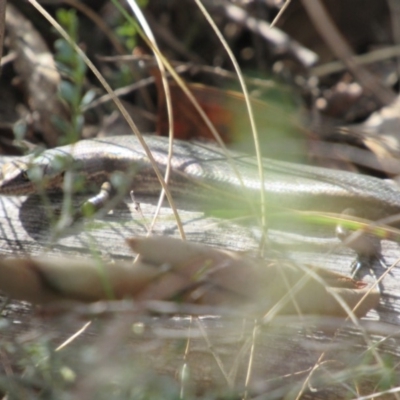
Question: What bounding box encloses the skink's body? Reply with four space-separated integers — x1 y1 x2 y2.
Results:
1 135 400 220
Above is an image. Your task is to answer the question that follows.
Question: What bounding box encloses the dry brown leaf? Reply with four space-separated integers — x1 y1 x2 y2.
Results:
0 257 160 303
128 236 379 317
0 236 380 318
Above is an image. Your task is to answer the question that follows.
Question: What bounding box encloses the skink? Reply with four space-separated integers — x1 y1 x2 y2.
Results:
1 134 400 221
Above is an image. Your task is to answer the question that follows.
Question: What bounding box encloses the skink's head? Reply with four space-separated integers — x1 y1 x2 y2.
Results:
0 160 37 195
0 155 67 195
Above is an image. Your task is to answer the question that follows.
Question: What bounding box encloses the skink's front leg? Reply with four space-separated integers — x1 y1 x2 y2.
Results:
74 182 116 220
336 208 385 281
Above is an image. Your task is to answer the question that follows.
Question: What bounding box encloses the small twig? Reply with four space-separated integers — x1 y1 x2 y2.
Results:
301 0 396 106
196 317 234 389
99 53 277 84
55 321 92 351
82 76 155 111
270 0 292 28
0 0 6 76
311 45 400 77
129 190 141 213
129 190 150 233
179 316 193 399
242 320 258 400
223 2 318 67
388 0 400 93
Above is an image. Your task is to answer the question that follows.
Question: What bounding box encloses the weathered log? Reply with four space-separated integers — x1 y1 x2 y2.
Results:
0 180 400 398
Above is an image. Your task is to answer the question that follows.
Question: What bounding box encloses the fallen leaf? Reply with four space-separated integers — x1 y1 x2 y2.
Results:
0 236 380 318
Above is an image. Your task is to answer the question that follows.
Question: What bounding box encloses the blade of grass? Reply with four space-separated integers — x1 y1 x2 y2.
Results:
194 0 267 248
115 0 176 237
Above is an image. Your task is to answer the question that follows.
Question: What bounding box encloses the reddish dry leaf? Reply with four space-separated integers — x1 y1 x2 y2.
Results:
155 78 234 142
154 72 295 145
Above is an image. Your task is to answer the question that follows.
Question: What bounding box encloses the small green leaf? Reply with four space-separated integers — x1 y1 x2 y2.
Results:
54 39 75 66
51 114 71 136
73 114 84 137
59 80 79 106
13 121 27 140
116 23 137 37
80 89 96 107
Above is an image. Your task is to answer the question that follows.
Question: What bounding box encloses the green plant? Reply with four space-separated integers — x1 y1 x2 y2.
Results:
54 8 95 144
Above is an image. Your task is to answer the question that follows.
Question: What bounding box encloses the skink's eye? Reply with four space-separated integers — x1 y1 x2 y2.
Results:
21 170 30 181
